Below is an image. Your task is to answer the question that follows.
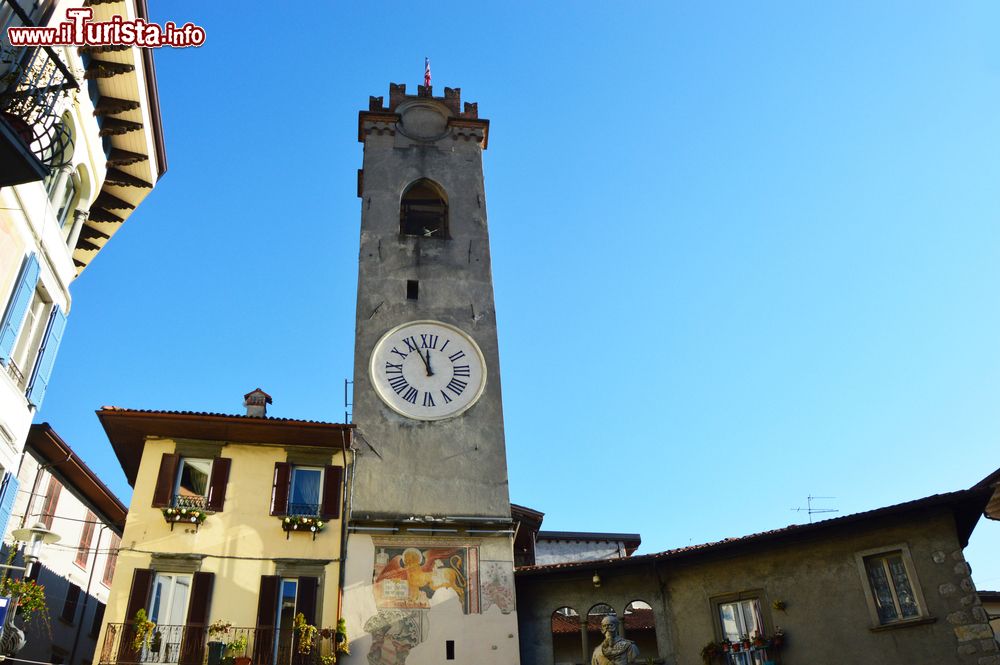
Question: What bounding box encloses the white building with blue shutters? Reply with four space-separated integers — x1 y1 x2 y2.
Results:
0 0 167 530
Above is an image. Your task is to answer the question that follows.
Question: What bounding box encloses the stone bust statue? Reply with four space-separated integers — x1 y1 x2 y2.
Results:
592 615 640 665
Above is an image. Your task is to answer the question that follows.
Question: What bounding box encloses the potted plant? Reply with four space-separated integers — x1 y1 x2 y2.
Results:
226 632 248 659
207 620 233 665
771 627 785 649
162 506 208 529
131 609 156 652
0 576 48 626
335 617 350 655
294 612 318 654
282 516 326 540
700 641 719 664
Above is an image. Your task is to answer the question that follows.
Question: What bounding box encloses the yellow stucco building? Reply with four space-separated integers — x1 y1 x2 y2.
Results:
93 391 353 665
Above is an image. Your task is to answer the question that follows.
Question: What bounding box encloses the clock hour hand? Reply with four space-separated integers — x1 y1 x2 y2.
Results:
417 349 434 376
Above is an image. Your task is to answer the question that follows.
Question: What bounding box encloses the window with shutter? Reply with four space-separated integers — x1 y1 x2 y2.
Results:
40 475 61 529
0 473 20 538
206 457 231 512
90 602 105 638
179 572 214 665
25 304 66 409
118 569 154 663
253 576 280 665
0 254 40 365
74 510 96 568
321 466 343 519
270 463 291 516
152 455 230 513
102 534 120 587
61 583 81 623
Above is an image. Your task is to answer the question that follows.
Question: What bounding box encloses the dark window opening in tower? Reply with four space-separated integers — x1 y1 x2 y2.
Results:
400 179 448 238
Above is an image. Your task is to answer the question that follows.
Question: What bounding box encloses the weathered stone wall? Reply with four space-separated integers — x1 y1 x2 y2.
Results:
535 539 630 565
351 90 509 519
517 507 995 665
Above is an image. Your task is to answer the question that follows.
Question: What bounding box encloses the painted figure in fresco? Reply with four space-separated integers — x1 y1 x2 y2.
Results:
374 547 469 610
399 548 467 604
591 615 639 665
364 610 423 665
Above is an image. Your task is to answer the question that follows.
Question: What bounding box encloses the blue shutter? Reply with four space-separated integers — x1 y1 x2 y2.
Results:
0 473 19 538
0 254 40 364
26 305 67 409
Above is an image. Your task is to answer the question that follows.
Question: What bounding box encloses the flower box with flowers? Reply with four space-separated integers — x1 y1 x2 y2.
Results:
281 516 326 539
162 507 208 530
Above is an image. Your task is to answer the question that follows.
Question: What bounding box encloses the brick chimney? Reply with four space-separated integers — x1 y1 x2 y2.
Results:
243 388 272 417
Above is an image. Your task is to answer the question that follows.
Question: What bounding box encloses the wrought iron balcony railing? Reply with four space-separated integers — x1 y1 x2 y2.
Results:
99 623 342 665
172 494 209 510
0 0 78 183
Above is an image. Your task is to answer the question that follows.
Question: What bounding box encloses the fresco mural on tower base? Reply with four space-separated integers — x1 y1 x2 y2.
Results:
373 543 479 613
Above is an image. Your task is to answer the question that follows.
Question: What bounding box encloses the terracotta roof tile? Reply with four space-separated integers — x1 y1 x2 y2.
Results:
98 405 345 427
517 487 988 576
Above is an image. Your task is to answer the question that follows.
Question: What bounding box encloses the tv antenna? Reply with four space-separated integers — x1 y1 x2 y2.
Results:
791 495 838 524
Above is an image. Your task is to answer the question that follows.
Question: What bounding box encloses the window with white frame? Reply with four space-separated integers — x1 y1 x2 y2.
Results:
7 287 51 388
713 592 774 665
287 467 322 517
173 458 212 509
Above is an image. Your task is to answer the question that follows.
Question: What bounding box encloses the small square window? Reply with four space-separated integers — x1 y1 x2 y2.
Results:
855 544 929 627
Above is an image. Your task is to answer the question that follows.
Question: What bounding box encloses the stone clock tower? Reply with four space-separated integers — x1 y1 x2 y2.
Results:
341 83 520 665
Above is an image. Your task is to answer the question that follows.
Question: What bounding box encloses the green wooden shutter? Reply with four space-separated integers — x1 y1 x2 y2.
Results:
0 254 39 364
25 304 67 408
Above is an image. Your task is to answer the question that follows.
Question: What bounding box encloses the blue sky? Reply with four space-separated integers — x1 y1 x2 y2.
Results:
38 1 1000 588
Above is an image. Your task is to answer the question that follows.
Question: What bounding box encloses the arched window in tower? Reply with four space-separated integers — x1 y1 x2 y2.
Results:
400 179 448 238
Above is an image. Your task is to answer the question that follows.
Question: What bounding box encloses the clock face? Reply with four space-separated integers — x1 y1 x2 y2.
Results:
369 320 487 421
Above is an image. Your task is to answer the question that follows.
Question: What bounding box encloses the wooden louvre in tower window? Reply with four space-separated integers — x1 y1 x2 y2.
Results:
270 462 291 516
321 465 343 519
253 576 280 665
151 453 179 508
179 572 214 665
206 457 231 512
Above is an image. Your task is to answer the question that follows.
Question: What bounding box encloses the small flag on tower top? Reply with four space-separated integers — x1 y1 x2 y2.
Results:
424 57 431 87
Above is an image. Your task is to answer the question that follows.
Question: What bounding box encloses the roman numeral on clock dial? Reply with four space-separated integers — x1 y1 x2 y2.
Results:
371 321 486 421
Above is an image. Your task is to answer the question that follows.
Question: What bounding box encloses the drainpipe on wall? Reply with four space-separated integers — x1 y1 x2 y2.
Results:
336 428 355 632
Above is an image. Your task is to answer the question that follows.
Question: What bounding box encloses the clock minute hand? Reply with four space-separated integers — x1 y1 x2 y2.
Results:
418 349 434 376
